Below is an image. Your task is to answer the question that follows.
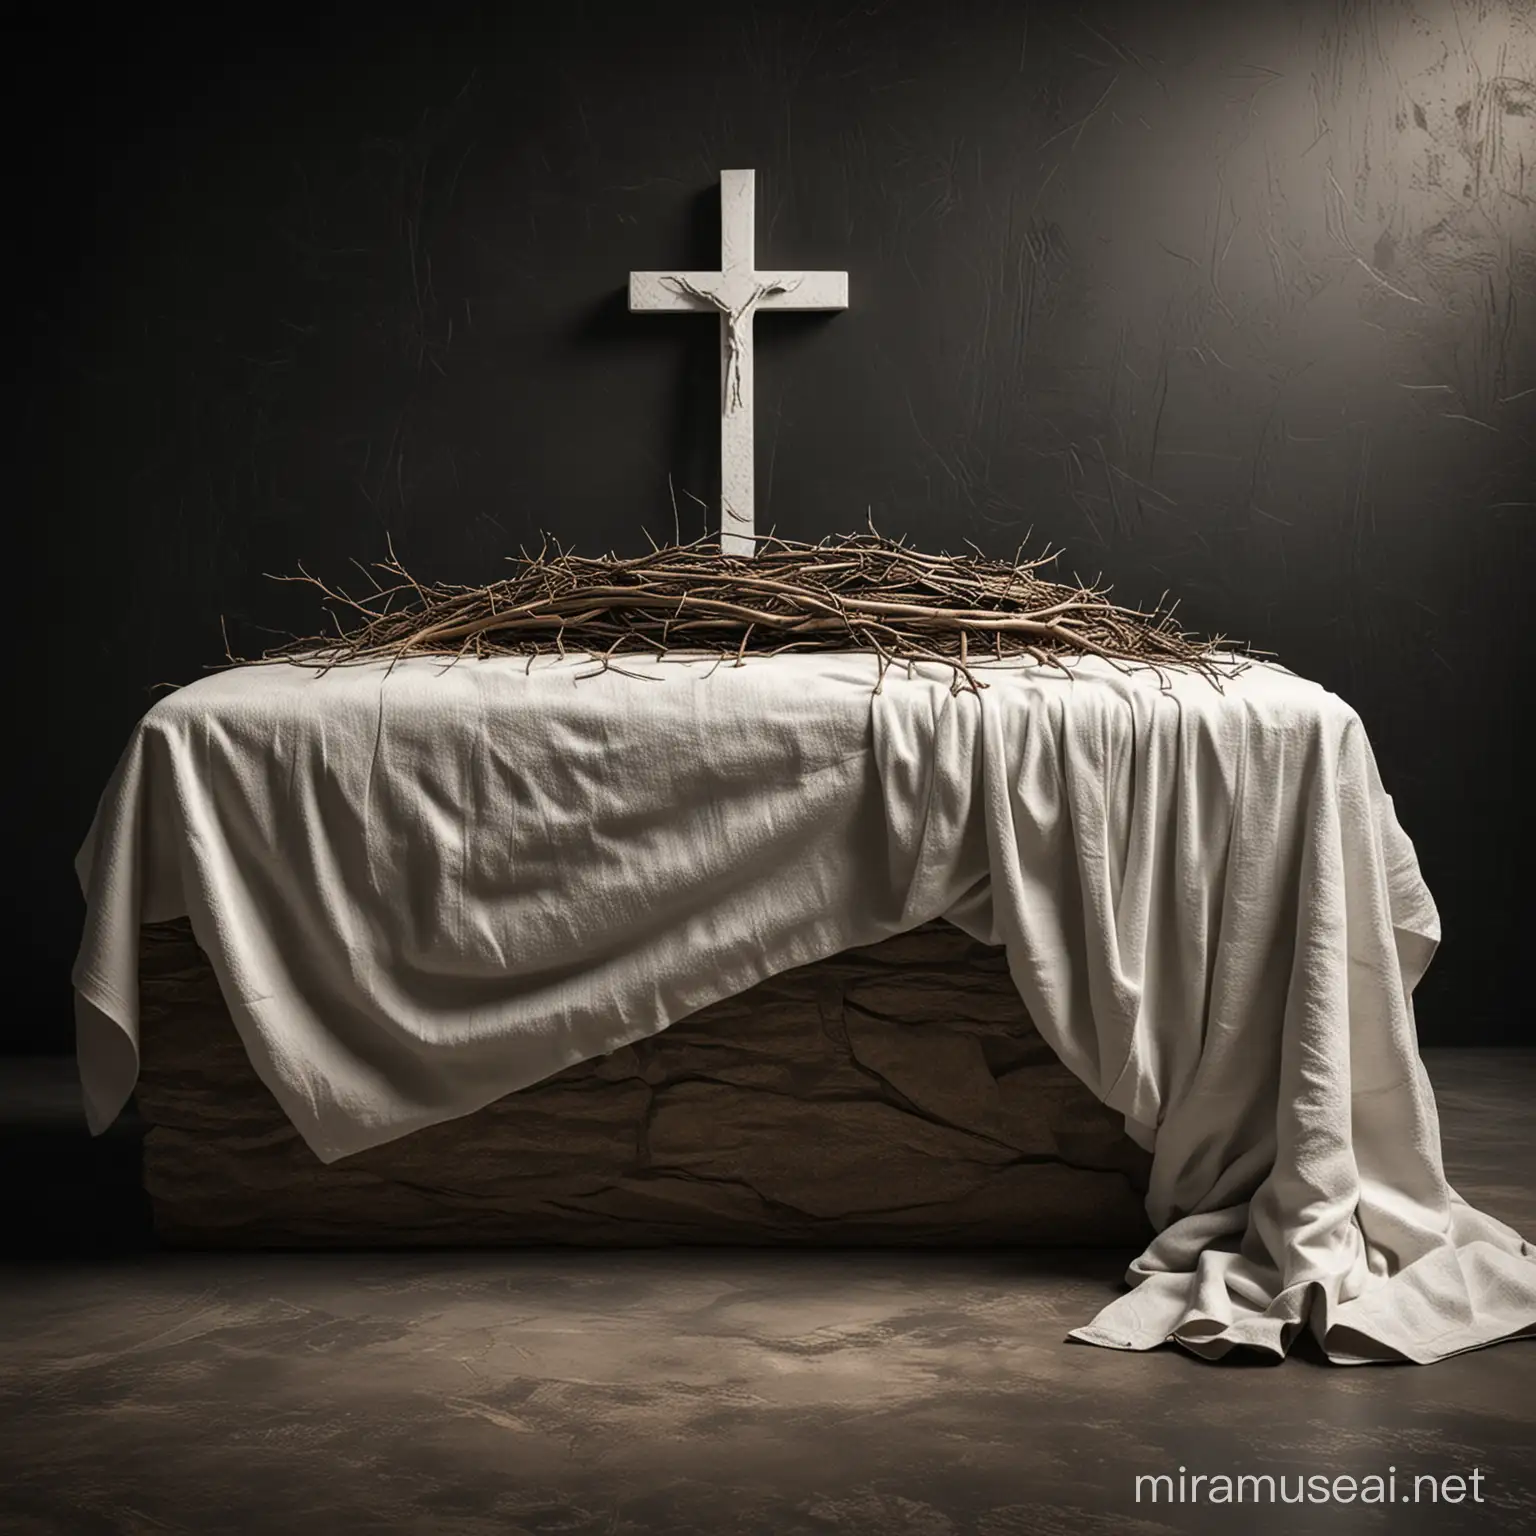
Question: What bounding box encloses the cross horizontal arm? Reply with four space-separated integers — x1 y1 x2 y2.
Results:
754 271 849 310
629 270 849 314
629 273 726 312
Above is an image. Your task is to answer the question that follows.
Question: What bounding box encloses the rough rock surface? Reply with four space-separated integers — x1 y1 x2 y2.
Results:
135 918 1152 1247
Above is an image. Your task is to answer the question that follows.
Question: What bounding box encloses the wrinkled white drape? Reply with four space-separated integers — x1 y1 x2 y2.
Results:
73 651 1535 1361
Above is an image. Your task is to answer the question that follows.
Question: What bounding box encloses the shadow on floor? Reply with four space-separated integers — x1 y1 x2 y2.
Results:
0 1052 1531 1536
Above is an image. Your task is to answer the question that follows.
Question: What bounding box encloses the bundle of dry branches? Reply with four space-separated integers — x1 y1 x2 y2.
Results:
230 523 1268 696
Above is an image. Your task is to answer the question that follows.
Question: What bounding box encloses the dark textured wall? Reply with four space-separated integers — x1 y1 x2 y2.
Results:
22 0 1535 1052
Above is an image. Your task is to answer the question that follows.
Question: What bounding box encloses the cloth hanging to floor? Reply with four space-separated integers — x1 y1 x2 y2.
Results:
71 649 1536 1363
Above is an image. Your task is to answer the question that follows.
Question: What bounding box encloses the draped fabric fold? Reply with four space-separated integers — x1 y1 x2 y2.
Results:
73 651 1534 1361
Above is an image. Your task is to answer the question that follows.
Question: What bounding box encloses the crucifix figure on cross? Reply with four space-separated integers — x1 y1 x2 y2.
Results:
629 169 849 557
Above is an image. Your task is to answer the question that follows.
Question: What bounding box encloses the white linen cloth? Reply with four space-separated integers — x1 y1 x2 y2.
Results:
72 649 1535 1362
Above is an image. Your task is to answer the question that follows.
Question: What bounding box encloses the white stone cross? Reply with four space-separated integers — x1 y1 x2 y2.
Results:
629 169 848 556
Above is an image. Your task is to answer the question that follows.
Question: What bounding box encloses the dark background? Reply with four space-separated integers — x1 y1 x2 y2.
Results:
18 0 1534 1053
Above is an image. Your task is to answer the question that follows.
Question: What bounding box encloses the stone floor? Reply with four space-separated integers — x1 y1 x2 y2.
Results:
1 1050 1531 1535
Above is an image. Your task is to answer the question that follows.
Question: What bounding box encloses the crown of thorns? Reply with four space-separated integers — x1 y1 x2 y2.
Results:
227 521 1264 697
